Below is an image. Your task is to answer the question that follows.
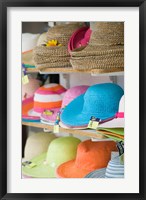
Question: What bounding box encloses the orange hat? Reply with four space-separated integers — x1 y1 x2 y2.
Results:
56 140 118 178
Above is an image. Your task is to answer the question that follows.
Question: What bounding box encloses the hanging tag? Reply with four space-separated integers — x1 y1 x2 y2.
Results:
87 116 100 129
53 124 59 133
43 110 53 116
116 141 124 156
22 75 29 85
22 161 37 168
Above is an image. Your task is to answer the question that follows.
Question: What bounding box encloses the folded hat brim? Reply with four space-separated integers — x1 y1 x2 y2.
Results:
60 94 116 127
22 153 56 178
56 159 92 178
98 118 124 128
22 97 59 123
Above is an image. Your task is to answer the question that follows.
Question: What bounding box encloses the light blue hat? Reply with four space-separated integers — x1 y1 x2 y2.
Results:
60 83 124 127
85 153 124 178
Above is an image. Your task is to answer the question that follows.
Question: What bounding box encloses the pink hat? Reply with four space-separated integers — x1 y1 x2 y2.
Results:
41 85 89 125
22 77 41 100
98 95 124 128
22 83 66 123
68 27 92 52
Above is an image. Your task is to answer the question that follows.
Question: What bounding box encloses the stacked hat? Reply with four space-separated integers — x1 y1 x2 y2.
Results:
22 136 81 178
22 77 41 100
22 83 66 123
97 95 124 141
60 83 124 128
41 85 89 125
33 23 85 69
85 152 124 178
56 140 118 178
70 22 124 72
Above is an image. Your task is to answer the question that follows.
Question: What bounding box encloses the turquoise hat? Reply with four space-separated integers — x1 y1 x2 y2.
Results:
60 83 124 127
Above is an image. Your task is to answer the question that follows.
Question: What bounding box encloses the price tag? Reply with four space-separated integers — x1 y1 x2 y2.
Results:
43 110 53 116
53 124 59 133
22 75 29 85
87 116 100 130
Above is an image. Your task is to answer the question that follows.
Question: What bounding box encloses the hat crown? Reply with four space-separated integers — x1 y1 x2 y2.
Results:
82 83 124 120
46 136 81 168
89 22 124 46
62 85 89 108
75 140 118 171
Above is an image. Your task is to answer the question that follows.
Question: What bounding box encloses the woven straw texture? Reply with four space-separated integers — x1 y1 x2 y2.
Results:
33 23 84 69
70 22 124 70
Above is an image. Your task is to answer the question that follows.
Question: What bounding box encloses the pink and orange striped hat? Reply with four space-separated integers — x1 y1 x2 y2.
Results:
22 83 66 122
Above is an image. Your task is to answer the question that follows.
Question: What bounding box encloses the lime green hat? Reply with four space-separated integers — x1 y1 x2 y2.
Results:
22 136 81 178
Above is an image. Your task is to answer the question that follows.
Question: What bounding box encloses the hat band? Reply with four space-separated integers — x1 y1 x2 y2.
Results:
115 112 124 118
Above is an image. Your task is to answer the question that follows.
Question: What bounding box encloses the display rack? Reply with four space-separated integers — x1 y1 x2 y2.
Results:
22 121 107 139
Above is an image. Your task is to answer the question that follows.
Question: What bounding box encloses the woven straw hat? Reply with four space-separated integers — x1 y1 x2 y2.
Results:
33 23 84 69
70 22 124 71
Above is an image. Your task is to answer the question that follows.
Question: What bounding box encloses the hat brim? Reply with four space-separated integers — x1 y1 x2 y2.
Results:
22 97 60 123
85 168 106 178
98 118 124 128
60 94 116 127
56 159 92 178
22 153 57 178
59 121 87 129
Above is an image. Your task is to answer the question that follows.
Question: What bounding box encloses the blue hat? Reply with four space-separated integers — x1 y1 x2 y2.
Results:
85 153 124 178
60 83 124 127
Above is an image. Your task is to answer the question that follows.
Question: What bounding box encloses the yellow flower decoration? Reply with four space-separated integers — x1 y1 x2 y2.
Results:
46 40 62 47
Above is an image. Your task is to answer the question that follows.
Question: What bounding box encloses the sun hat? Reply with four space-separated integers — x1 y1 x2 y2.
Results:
60 83 124 128
85 152 124 178
68 26 92 52
70 22 124 71
22 77 41 100
24 132 57 161
22 33 40 52
56 140 118 178
41 85 89 125
33 23 85 69
22 136 81 178
98 95 124 128
97 128 124 142
22 83 66 122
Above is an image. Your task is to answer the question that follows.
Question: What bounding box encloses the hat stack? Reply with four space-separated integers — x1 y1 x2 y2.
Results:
70 22 124 72
33 23 85 69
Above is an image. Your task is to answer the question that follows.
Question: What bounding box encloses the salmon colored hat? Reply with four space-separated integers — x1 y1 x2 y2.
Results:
22 83 66 123
56 140 118 178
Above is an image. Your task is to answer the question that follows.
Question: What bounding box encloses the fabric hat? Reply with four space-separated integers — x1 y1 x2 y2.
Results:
85 152 124 178
98 95 124 128
22 77 41 100
22 50 36 68
22 33 40 52
68 26 92 52
41 85 89 125
70 22 124 71
22 83 66 122
56 140 118 178
60 83 124 128
97 128 124 142
22 136 81 178
24 132 56 161
33 23 84 70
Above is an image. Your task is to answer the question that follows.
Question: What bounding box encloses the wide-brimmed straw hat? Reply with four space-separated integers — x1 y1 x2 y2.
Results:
56 140 118 178
22 83 66 123
33 23 84 69
60 83 124 128
70 22 124 71
22 136 81 178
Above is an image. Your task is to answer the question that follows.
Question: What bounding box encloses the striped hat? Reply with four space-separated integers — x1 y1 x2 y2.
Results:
22 83 66 122
85 152 124 178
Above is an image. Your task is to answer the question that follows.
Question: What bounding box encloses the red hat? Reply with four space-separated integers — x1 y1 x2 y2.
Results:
56 140 118 178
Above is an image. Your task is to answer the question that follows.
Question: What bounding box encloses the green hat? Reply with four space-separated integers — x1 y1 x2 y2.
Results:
24 132 57 161
22 136 81 178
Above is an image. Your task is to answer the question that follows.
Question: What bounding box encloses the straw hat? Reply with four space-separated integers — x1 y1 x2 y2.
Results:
70 22 124 71
22 136 81 178
56 140 118 178
33 23 84 69
24 132 56 161
60 83 124 128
